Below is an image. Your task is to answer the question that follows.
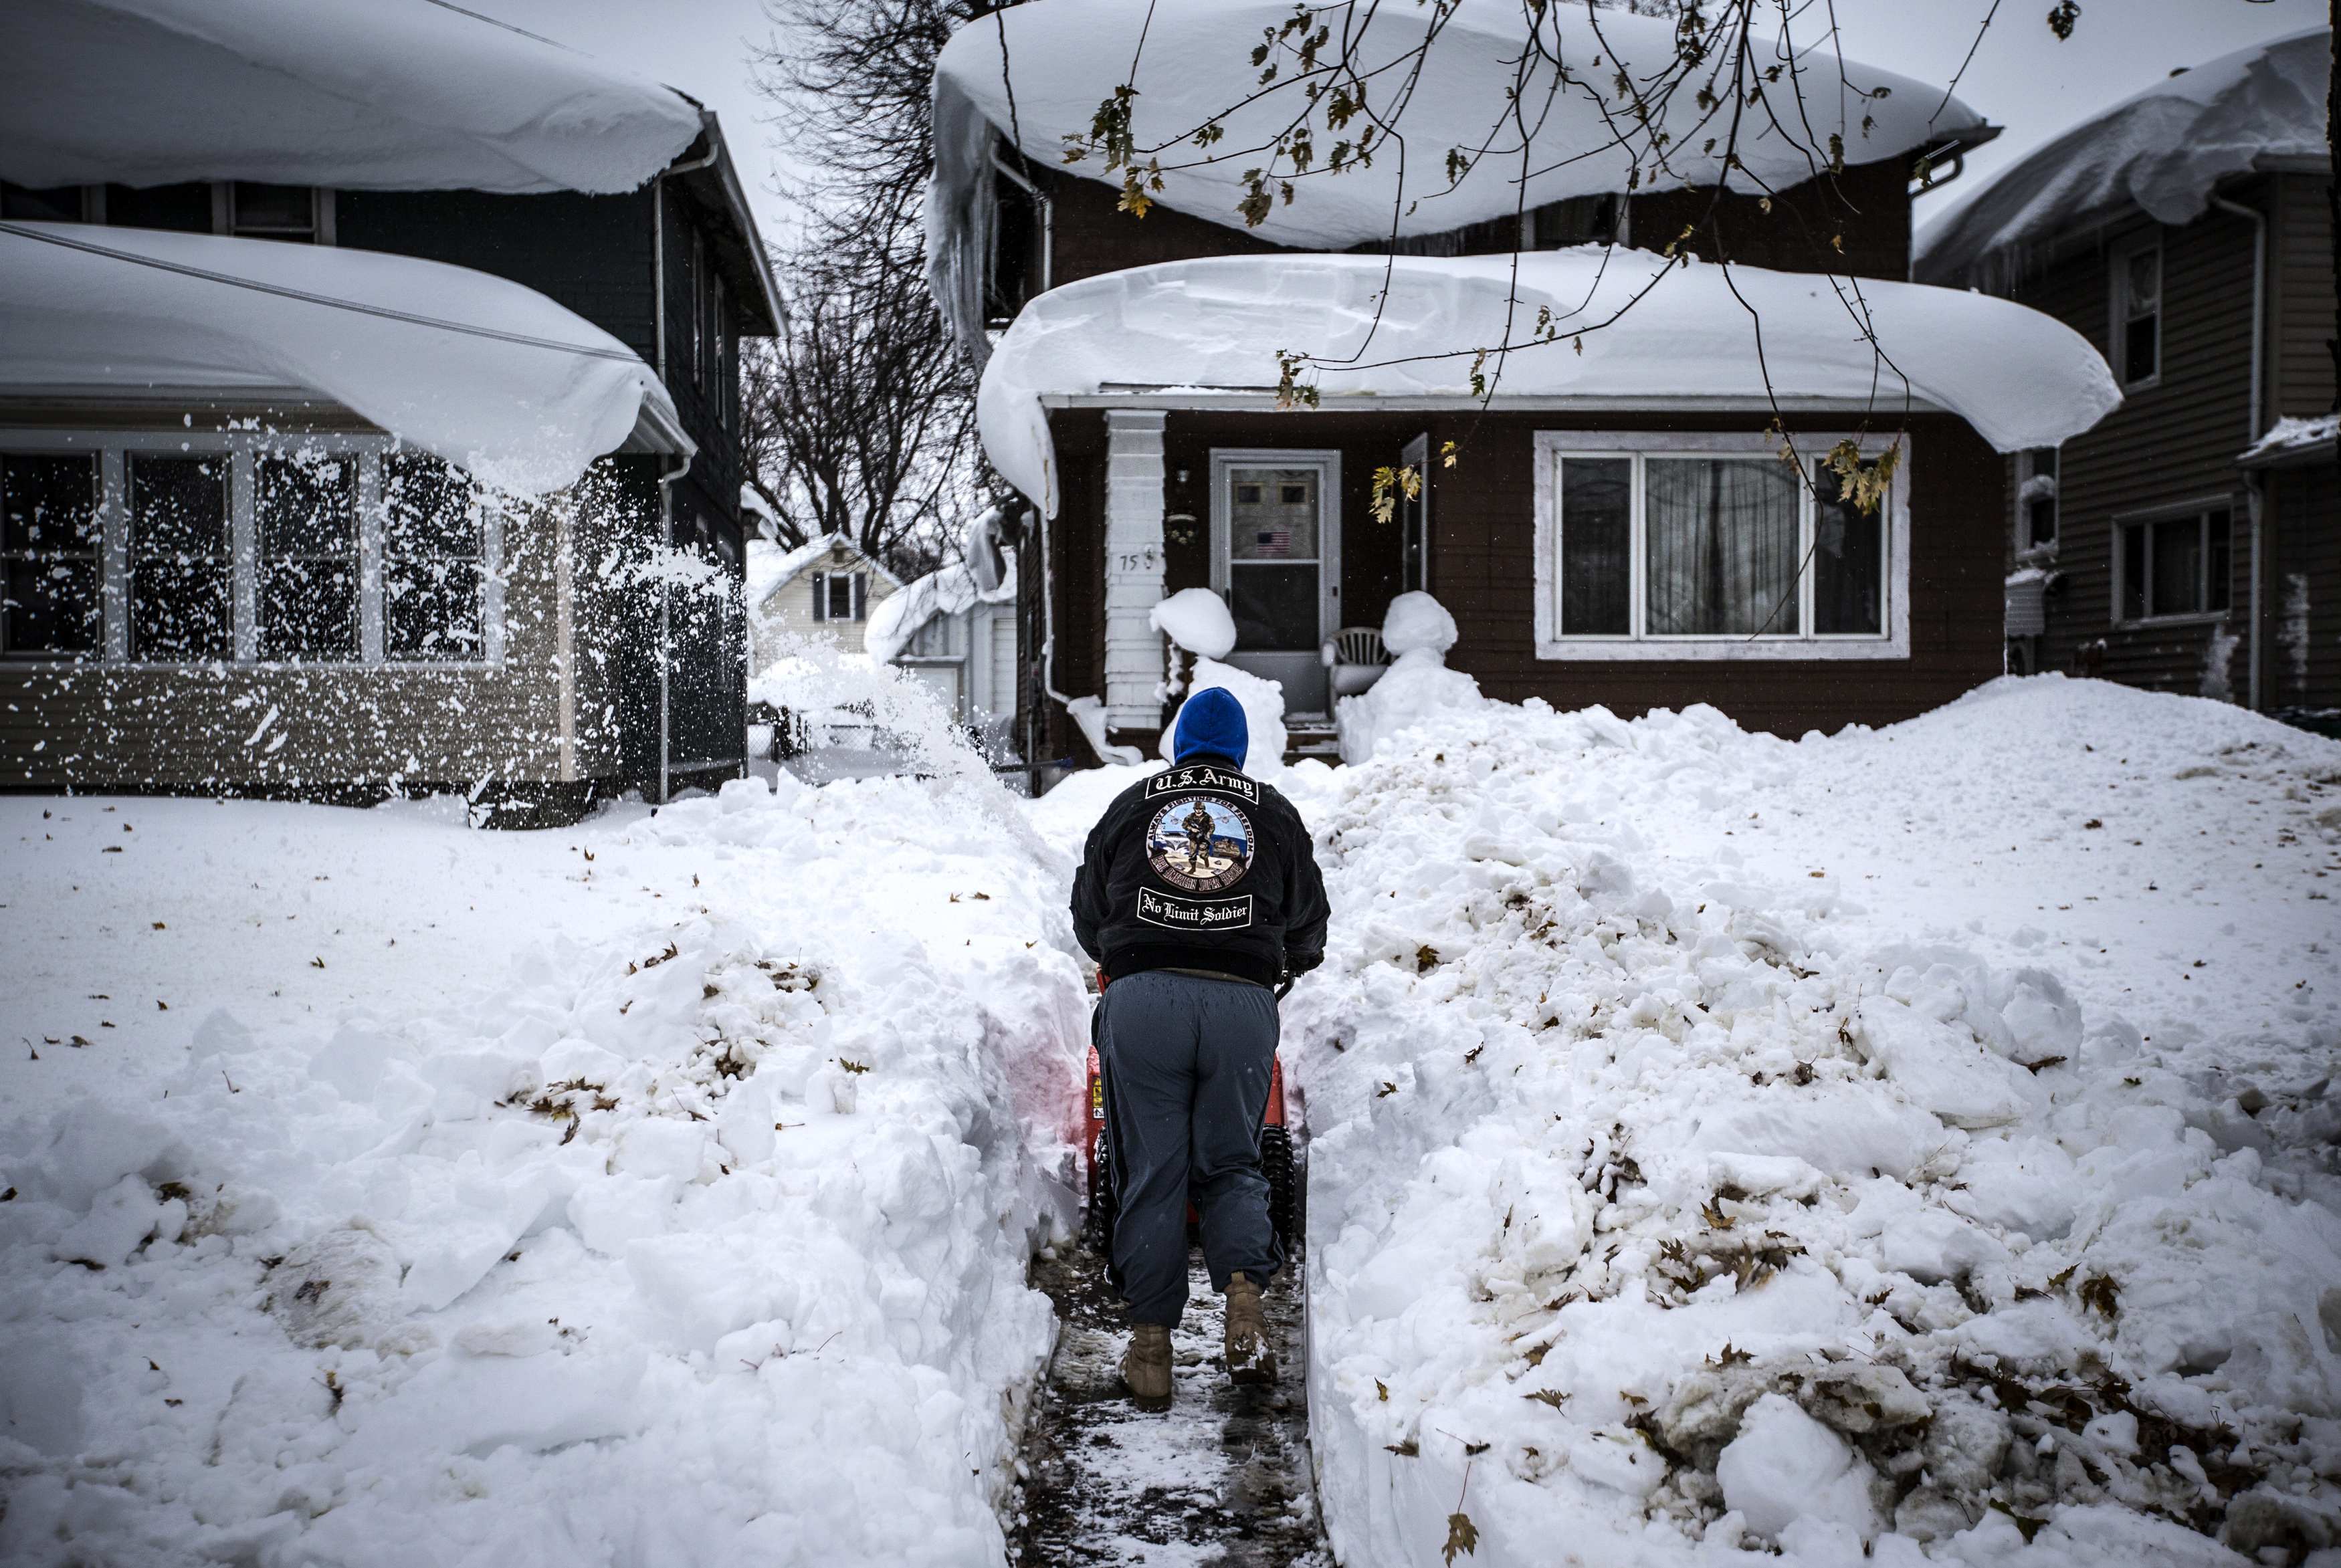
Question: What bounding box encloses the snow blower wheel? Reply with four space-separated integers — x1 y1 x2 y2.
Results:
1261 1124 1296 1256
1084 1125 1118 1257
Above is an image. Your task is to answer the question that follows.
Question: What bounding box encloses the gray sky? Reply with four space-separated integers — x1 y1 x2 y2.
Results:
462 0 801 242
1809 0 2329 231
465 0 2324 253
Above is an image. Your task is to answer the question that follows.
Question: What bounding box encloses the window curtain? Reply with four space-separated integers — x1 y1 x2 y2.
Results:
1643 459 1801 636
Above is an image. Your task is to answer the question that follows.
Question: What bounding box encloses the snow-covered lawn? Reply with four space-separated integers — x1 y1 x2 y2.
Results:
5 673 2336 1568
1286 677 2341 1568
0 776 1087 1566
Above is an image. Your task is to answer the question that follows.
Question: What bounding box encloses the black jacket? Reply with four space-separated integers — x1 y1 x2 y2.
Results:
1072 757 1330 988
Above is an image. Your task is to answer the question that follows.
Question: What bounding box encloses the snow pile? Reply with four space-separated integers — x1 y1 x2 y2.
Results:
751 637 991 784
1288 678 2341 1568
0 0 703 195
1918 27 2330 285
979 251 2121 516
1381 592 1461 659
1150 588 1239 661
1161 659 1288 775
0 223 679 496
1336 593 1488 765
930 1 1982 352
0 780 1088 1565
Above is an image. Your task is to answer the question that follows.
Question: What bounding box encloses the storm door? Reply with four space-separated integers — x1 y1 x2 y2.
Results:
1399 431 1430 594
1210 450 1340 717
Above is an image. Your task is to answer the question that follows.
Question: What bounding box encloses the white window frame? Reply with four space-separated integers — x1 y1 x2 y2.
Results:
0 429 501 669
2110 231 2162 393
1399 431 1431 594
1207 447 1344 639
2111 495 2234 629
224 183 333 244
2014 446 2059 562
1532 429 1910 661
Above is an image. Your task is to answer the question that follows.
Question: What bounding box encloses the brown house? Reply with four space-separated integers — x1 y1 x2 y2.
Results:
1918 28 2336 723
930 1 2122 774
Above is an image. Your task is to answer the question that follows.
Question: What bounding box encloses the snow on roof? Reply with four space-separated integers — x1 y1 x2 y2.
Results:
0 0 704 195
2239 412 2340 467
745 533 902 608
0 221 682 496
936 1 1979 248
863 556 1019 664
1916 28 2330 285
978 248 2122 516
931 1 1984 350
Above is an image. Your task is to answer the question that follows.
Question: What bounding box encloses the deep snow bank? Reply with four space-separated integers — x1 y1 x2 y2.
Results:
0 776 1088 1566
1286 681 2341 1568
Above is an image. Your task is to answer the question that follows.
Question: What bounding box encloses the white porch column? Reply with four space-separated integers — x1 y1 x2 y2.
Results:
1102 409 1168 732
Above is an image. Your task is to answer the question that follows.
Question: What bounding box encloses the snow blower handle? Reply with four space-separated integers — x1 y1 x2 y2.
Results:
1274 973 1294 1002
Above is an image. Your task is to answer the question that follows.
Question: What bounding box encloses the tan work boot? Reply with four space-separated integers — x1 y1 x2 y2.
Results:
1122 1323 1173 1407
1224 1274 1276 1385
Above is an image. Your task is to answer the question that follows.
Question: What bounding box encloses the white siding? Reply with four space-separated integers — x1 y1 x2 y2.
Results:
749 544 898 665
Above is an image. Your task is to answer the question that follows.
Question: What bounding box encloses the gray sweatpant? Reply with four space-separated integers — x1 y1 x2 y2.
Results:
1097 969 1284 1326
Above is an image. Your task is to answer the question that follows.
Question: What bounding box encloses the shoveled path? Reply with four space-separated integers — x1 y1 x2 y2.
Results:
1008 1248 1330 1567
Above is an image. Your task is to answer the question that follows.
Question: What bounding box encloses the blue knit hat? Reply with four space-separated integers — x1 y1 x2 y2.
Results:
1172 687 1249 768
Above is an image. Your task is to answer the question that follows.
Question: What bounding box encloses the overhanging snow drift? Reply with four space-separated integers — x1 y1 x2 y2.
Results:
930 1 1987 353
1 222 683 496
978 249 2122 516
1916 27 2330 284
0 0 704 194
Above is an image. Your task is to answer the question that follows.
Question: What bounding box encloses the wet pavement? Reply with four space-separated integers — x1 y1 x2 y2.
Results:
1008 1248 1330 1567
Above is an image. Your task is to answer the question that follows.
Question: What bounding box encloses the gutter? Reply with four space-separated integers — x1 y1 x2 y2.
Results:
651 139 716 805
1040 391 1957 415
2211 192 2267 712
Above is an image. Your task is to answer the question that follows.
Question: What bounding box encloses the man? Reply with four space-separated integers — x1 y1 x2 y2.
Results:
1071 686 1330 1406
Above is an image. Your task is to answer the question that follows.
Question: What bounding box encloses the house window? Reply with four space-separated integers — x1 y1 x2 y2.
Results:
713 273 732 430
1535 432 1906 660
2118 507 2231 623
258 452 360 661
689 229 707 387
129 455 235 661
2017 448 2059 553
104 183 213 233
1528 193 1621 249
229 183 319 243
2113 238 2161 388
1 183 89 223
381 455 483 661
986 156 1049 326
1 453 102 657
811 570 866 623
3 435 498 667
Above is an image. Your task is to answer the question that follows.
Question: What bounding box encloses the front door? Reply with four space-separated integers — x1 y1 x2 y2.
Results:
1211 450 1340 716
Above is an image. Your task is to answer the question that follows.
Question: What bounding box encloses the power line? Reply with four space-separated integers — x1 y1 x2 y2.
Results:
0 221 643 365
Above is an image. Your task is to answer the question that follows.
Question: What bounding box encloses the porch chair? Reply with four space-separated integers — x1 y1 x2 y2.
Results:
1321 625 1391 698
